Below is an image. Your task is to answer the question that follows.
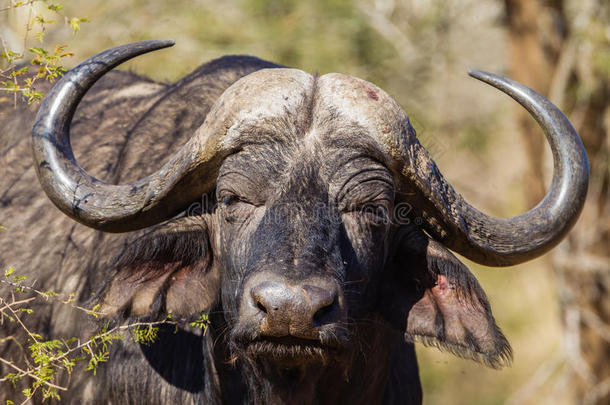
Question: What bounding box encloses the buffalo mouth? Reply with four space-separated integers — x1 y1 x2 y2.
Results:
243 336 348 367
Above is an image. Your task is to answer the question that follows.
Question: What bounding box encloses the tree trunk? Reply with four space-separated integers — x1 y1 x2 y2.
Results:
504 0 610 403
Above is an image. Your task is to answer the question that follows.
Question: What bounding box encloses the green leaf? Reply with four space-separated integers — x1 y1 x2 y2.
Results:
1 81 16 89
41 289 59 298
1 50 21 60
133 325 159 346
189 313 210 332
65 337 78 345
42 386 61 400
87 304 101 318
34 31 45 43
29 47 48 57
4 267 14 278
35 16 56 25
9 67 29 78
69 17 89 34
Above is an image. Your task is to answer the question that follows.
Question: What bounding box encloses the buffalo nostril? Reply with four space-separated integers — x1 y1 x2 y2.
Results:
313 298 339 327
256 300 268 314
251 281 285 316
302 284 339 326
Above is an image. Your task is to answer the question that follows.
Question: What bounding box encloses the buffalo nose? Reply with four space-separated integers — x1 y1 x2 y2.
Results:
250 280 341 339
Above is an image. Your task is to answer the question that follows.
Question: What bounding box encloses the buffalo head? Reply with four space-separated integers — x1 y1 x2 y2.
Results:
30 41 589 402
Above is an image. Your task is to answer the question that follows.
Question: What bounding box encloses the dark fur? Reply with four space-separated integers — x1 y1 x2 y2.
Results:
1 55 510 404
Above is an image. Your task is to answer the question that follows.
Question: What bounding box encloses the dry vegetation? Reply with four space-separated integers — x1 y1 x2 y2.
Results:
1 0 608 404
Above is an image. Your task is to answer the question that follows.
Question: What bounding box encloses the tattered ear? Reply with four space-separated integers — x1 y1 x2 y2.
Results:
401 239 512 369
98 218 220 319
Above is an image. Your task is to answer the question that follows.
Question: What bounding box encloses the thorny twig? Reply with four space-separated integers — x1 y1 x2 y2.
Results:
1 270 175 400
0 319 175 386
0 278 104 317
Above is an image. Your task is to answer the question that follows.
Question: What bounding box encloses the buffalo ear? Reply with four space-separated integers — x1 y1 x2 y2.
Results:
98 218 220 319
388 229 512 369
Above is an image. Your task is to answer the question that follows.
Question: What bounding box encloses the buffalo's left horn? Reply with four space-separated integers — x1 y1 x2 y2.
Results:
401 71 589 266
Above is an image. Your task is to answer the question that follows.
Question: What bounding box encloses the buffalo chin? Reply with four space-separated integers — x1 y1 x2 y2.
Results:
240 337 352 399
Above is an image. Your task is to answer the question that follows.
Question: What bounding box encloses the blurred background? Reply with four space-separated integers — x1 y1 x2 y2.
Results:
1 0 608 404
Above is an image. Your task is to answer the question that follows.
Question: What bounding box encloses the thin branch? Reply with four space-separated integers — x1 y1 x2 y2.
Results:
0 296 36 313
356 0 418 65
0 319 175 384
0 297 39 343
0 334 32 369
21 1 34 57
0 356 68 391
0 279 105 317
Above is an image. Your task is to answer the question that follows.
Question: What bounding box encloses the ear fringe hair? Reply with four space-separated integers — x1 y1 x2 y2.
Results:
404 332 513 369
422 242 513 369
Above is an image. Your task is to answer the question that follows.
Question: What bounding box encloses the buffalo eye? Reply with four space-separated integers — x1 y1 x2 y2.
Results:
343 201 391 227
221 195 242 206
218 193 255 223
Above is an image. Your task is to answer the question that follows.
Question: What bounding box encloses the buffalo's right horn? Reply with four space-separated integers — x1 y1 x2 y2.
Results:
32 40 226 232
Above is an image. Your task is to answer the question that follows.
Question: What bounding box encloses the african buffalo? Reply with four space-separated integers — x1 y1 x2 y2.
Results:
0 40 589 404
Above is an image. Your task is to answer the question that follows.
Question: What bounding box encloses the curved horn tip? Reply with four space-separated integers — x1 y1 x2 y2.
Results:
467 69 505 83
116 39 175 55
138 39 175 50
151 39 175 47
467 69 486 78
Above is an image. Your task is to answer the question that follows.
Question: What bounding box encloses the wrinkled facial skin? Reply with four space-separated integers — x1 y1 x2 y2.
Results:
210 111 395 367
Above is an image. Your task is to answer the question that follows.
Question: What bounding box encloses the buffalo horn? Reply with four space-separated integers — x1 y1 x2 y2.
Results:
32 40 229 232
402 70 589 266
